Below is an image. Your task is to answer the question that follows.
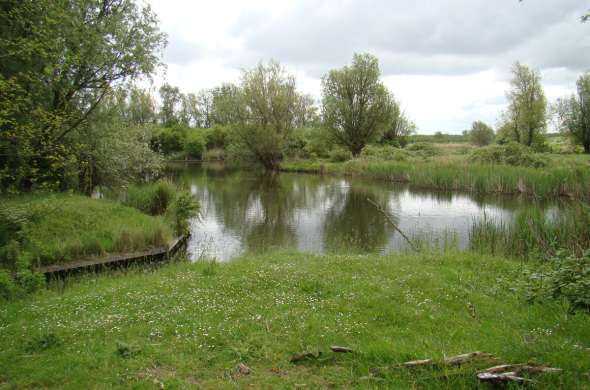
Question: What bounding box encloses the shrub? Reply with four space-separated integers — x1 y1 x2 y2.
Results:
125 180 176 215
170 191 200 235
150 126 187 155
329 148 352 162
405 142 440 157
470 121 495 146
526 250 590 312
184 132 206 160
304 127 335 158
468 142 546 168
0 270 18 300
203 125 228 149
361 145 409 161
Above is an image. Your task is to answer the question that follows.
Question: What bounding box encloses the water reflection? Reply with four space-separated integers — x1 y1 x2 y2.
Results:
167 163 559 261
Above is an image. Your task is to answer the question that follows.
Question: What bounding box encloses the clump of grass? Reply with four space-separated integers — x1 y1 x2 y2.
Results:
468 142 546 168
0 193 175 267
124 180 176 215
470 204 590 259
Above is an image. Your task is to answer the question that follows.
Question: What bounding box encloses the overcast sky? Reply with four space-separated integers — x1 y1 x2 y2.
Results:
148 0 590 134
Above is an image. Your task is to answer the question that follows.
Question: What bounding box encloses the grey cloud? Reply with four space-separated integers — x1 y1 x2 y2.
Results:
227 0 588 77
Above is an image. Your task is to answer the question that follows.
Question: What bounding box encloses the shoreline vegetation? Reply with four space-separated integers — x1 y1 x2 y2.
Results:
280 154 590 199
0 252 588 388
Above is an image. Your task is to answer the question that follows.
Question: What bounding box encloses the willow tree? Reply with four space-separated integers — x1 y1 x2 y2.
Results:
321 53 395 157
556 72 590 153
0 0 166 191
229 60 299 170
502 62 547 146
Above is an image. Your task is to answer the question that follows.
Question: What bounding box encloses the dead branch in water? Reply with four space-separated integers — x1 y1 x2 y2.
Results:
366 198 419 252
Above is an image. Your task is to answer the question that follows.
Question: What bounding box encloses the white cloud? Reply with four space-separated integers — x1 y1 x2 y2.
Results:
147 0 590 133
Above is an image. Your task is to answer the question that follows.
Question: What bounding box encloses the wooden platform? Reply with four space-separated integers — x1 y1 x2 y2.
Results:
38 234 189 276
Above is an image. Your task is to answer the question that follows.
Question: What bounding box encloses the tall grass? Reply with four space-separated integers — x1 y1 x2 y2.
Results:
123 180 177 215
281 159 590 199
0 194 174 267
470 203 590 259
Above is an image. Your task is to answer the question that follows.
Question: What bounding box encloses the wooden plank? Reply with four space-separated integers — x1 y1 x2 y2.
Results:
38 234 189 275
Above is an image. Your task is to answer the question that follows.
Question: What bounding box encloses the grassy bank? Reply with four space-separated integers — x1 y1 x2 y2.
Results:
0 193 174 267
281 157 590 199
0 252 588 388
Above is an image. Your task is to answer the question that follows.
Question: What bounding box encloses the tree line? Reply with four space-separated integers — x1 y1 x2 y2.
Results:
1 0 589 195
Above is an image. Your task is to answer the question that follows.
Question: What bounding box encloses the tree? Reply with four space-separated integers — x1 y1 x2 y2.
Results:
159 84 182 127
321 53 395 157
211 83 244 126
556 72 590 153
196 89 214 128
502 62 547 146
380 100 416 146
470 121 495 146
0 0 166 192
229 60 300 170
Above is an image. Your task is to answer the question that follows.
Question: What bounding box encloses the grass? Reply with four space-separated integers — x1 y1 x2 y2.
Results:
470 203 590 259
281 153 590 199
0 193 174 267
0 251 588 388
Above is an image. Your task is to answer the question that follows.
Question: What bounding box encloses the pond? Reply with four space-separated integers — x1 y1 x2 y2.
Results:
167 163 561 261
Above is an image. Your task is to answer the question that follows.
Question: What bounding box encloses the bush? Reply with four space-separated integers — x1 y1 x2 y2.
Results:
470 121 495 146
329 148 352 162
468 142 546 168
405 142 440 157
184 132 206 160
170 191 200 235
361 145 409 161
526 250 590 312
0 270 18 300
203 125 228 149
304 127 335 158
125 180 177 215
150 126 187 155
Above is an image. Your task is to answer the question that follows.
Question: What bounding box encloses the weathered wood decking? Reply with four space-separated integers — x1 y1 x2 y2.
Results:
38 234 189 276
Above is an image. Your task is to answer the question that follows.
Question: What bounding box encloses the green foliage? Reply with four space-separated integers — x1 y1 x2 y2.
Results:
0 194 174 269
322 53 396 157
203 125 229 149
150 126 187 155
328 148 352 162
0 270 18 300
227 60 301 170
405 142 440 157
409 133 470 143
25 333 62 353
468 142 546 167
170 191 200 235
525 251 590 312
469 121 495 146
184 132 206 160
0 0 166 192
556 72 590 153
125 181 177 216
360 145 409 161
501 62 547 147
470 205 590 259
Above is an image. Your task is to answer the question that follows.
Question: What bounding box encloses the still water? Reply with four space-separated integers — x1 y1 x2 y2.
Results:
168 163 558 261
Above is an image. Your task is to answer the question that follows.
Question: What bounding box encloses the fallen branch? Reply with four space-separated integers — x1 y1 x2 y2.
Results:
366 198 418 252
481 364 562 375
401 359 433 368
330 346 353 353
444 351 495 365
477 371 533 385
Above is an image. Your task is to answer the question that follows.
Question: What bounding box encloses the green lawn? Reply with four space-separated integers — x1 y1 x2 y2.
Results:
1 252 588 389
1 193 174 267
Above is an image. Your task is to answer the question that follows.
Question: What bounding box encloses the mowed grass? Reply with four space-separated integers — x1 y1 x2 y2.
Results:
0 252 588 389
1 194 174 266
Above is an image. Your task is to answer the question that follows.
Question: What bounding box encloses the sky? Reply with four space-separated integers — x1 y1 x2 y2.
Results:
148 0 590 134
